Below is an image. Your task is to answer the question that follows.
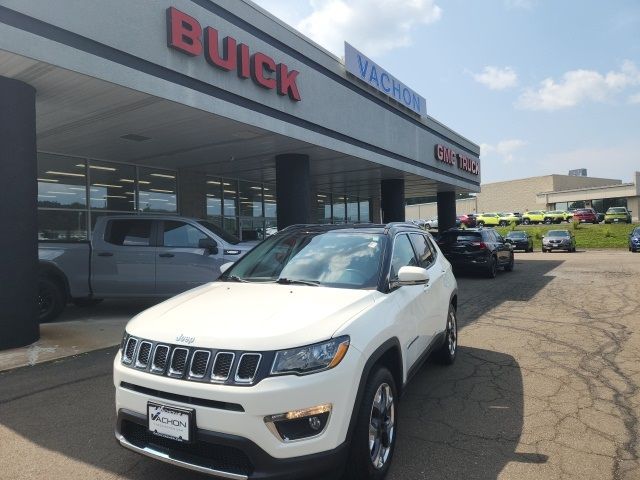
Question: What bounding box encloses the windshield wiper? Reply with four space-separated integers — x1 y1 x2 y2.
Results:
225 275 247 283
276 278 320 286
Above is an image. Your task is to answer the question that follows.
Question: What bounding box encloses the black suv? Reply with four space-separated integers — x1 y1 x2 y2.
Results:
437 228 514 278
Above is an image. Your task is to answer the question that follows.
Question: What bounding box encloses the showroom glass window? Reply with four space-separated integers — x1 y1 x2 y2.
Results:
316 193 332 224
138 167 177 213
346 196 359 223
264 185 277 235
359 200 371 222
37 153 88 240
206 178 223 220
89 160 136 212
333 196 346 223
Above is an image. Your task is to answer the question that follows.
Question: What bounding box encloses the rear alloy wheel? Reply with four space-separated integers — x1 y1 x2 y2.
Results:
435 305 458 364
486 256 497 278
504 255 514 271
344 367 397 480
544 218 552 224
38 276 66 323
523 218 531 225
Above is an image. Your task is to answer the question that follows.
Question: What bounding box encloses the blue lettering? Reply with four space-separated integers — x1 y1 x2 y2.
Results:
369 66 379 87
357 55 369 79
391 79 401 101
412 93 421 112
380 73 391 93
402 87 412 106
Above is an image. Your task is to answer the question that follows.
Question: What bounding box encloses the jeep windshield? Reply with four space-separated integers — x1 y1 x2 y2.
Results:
547 231 570 237
220 229 384 289
607 207 627 214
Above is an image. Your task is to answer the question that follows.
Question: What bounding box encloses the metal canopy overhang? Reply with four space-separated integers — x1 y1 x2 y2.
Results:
0 50 471 198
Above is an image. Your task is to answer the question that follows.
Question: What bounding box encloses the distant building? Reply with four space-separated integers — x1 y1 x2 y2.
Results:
406 172 640 222
569 168 587 177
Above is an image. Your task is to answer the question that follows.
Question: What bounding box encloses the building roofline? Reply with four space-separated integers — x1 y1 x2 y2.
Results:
537 182 636 196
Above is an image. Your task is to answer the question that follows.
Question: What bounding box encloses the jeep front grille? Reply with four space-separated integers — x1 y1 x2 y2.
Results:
121 337 268 386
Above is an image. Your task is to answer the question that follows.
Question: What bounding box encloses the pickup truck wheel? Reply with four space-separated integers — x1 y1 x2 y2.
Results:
344 367 397 480
72 298 104 308
38 276 65 323
434 305 458 365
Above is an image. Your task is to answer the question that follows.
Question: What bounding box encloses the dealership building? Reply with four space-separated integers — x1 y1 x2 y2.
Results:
0 0 481 348
407 172 640 222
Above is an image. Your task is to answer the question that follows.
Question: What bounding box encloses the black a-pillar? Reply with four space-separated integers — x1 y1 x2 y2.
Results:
276 154 312 230
437 191 457 233
381 179 405 223
0 77 39 349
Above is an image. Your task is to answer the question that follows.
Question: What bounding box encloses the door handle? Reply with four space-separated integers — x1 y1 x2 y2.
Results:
159 253 175 258
97 252 113 257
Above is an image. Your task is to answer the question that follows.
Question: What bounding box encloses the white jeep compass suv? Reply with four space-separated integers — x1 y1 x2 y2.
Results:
114 223 458 479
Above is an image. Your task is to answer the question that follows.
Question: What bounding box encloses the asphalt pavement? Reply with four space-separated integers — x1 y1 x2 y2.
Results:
0 250 638 480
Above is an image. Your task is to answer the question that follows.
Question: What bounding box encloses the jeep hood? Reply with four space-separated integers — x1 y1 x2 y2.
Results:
125 282 379 351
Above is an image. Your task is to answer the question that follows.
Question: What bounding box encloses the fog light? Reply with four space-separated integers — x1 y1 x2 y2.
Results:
264 404 332 442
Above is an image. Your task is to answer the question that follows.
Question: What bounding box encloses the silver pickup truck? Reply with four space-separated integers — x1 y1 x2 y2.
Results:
38 215 257 322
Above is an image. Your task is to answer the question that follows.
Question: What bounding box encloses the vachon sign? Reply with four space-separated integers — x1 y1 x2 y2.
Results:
435 144 480 176
166 7 301 102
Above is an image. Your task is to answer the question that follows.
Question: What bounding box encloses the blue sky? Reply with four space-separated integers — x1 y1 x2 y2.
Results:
252 0 640 184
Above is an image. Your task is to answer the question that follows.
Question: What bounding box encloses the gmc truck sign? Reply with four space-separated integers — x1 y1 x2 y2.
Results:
167 7 302 102
435 144 480 176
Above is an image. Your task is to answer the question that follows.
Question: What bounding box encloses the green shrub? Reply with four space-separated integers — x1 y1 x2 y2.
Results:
572 220 581 230
604 228 613 238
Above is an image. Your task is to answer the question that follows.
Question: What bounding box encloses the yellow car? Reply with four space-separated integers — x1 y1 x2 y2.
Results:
475 213 501 227
497 212 522 226
522 211 546 225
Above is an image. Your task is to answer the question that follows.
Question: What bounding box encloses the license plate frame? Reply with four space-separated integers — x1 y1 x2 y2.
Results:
147 402 195 443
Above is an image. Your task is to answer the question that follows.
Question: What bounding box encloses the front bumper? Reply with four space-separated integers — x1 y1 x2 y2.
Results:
543 242 571 250
116 409 348 479
114 347 361 478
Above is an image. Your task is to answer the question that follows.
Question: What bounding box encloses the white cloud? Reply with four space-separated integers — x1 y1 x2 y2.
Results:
481 139 527 164
517 60 640 111
295 0 443 56
473 66 518 90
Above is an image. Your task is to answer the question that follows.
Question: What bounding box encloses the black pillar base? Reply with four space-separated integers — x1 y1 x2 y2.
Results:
276 154 311 230
381 179 405 223
437 191 457 233
0 77 39 350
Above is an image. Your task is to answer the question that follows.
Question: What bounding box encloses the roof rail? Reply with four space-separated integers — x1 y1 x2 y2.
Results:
385 222 422 230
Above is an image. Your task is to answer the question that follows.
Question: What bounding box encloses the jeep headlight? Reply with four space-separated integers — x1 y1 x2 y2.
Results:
271 336 350 376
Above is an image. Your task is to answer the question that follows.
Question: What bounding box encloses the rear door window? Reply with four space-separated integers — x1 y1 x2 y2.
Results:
104 220 153 246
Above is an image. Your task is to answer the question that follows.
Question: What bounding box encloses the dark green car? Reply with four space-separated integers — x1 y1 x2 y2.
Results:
505 230 533 252
604 207 632 224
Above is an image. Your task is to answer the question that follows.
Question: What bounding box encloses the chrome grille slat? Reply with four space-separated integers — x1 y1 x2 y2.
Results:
135 341 152 369
235 353 261 384
189 350 211 379
211 352 235 382
151 345 170 374
169 348 189 377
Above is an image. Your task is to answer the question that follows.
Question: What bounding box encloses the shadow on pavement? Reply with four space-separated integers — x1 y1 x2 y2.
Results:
0 345 540 480
52 299 162 323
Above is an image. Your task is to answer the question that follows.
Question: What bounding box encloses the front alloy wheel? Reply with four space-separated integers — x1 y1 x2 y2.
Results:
345 367 398 480
369 383 395 470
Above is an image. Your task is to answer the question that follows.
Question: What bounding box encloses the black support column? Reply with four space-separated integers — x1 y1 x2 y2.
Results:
276 154 311 230
0 77 39 350
381 179 405 223
437 191 457 233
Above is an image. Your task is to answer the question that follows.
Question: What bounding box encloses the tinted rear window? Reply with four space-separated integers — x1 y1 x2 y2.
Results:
105 220 153 246
439 232 481 243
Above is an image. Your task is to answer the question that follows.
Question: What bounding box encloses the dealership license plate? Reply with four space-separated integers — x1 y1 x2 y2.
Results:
148 403 193 442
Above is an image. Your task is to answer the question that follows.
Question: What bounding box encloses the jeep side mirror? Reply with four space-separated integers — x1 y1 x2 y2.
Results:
396 266 430 287
198 237 218 255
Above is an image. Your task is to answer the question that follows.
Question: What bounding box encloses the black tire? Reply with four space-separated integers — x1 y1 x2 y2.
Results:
499 220 507 227
544 218 552 224
477 221 485 227
38 276 66 323
434 304 458 365
542 248 547 253
344 367 398 480
504 255 514 271
528 246 534 253
486 256 497 278
523 218 531 225
72 298 104 308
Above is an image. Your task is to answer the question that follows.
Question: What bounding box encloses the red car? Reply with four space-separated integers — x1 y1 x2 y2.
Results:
572 208 599 224
457 214 477 227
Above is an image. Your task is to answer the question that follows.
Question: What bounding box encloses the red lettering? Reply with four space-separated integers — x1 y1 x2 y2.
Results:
277 64 301 101
204 27 237 71
166 7 202 57
436 144 444 162
237 43 251 79
251 53 277 90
